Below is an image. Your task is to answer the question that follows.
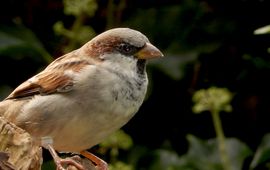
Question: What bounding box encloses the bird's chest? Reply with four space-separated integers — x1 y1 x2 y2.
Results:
87 75 147 120
111 80 146 112
76 67 147 115
52 74 148 151
19 68 147 151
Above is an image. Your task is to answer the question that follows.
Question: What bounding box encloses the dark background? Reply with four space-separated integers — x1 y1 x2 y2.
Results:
1 0 270 169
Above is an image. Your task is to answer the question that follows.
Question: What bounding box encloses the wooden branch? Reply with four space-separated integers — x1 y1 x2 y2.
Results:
0 117 42 170
0 117 96 170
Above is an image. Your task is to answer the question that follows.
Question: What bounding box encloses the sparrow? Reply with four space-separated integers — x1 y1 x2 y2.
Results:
0 28 163 170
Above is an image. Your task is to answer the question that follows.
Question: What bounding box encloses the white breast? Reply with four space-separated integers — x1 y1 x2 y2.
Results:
19 63 148 152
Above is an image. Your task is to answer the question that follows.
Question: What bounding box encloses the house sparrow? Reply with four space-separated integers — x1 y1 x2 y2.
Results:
0 28 163 170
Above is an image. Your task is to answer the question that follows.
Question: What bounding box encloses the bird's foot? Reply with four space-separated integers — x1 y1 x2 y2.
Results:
54 156 84 170
46 144 84 170
80 150 108 170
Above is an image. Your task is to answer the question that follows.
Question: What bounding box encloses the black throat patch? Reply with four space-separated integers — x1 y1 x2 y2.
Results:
136 59 146 76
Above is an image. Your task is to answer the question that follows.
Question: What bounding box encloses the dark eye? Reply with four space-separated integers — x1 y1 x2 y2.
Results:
116 43 138 55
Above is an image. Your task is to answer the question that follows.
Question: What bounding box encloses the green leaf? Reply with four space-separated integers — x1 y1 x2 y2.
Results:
109 161 134 170
254 25 270 35
100 130 133 150
176 135 252 170
0 25 52 63
250 133 270 169
149 149 182 170
63 0 97 16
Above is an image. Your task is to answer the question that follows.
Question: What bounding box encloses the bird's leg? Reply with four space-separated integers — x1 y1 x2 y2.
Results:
46 144 84 170
80 150 108 170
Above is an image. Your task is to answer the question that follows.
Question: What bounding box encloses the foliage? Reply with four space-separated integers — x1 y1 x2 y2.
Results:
250 134 270 169
254 25 270 35
192 87 233 114
176 135 252 170
254 25 270 54
1 0 270 170
0 25 52 63
63 0 97 17
190 87 270 170
53 0 97 52
192 87 233 170
99 129 133 168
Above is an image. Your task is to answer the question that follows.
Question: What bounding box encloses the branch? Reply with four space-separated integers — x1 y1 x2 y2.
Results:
0 117 42 170
0 117 96 170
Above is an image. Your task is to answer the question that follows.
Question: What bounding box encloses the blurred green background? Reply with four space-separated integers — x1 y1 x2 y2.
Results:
1 0 270 170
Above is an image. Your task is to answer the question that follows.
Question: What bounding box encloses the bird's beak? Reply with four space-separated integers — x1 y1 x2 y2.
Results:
136 42 164 59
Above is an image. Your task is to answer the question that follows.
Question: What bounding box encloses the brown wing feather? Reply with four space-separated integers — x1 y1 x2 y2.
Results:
6 81 41 99
6 55 91 100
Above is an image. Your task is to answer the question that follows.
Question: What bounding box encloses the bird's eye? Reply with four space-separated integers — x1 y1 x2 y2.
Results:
117 43 137 55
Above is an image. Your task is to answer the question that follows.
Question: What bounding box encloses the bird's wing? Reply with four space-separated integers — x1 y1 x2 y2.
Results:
6 53 91 100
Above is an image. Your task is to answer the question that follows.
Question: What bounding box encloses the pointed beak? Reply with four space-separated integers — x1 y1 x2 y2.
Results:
136 42 164 59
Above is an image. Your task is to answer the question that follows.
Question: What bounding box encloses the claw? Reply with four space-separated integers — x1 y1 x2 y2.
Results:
55 157 84 170
47 144 84 170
